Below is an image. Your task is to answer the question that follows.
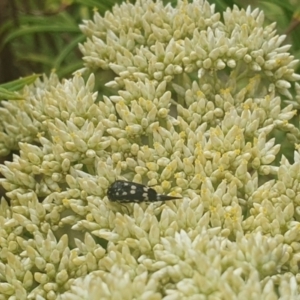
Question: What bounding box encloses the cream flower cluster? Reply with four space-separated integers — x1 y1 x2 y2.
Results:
0 0 300 299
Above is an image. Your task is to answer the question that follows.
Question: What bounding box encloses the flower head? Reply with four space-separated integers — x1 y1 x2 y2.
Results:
1 0 300 298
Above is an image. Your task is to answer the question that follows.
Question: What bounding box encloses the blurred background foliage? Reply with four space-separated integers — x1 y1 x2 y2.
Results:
0 0 299 84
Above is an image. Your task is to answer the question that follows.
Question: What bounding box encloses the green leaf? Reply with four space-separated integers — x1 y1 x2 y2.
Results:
54 34 85 69
0 88 24 100
0 74 40 92
1 25 80 50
